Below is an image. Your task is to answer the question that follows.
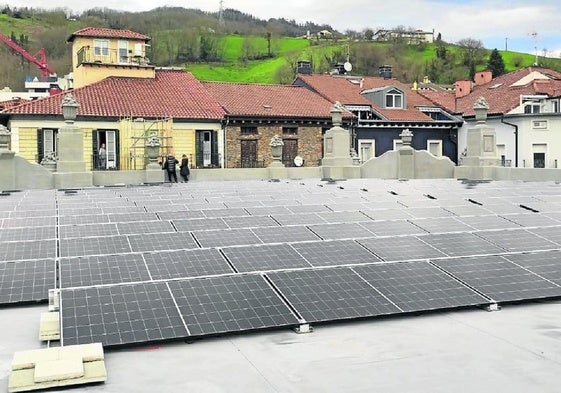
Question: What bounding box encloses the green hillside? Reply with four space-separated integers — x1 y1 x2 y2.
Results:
1 6 560 90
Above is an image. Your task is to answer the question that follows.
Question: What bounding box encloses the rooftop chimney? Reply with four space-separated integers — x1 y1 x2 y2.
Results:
454 80 471 98
475 70 493 86
379 65 392 79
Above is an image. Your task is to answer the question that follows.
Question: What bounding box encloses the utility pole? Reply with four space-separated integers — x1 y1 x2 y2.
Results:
505 37 508 51
531 32 539 66
218 0 225 26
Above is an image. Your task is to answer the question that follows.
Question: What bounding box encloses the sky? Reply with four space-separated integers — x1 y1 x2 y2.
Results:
3 0 561 58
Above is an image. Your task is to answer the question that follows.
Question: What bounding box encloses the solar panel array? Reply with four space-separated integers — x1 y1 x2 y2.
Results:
2 179 561 347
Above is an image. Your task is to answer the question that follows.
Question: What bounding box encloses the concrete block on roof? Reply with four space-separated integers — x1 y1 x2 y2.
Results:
39 312 60 341
8 343 106 392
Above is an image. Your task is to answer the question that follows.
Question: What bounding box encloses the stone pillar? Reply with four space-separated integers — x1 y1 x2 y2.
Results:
53 93 93 188
268 134 285 168
398 129 415 179
145 131 164 183
462 97 501 167
322 102 353 167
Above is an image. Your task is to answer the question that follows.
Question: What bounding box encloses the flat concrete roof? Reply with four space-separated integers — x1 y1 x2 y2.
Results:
2 178 561 392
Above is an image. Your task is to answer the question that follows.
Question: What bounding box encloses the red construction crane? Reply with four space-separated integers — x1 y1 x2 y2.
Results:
0 32 55 78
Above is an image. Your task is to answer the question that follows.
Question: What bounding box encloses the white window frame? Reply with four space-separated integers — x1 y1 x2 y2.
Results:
427 139 442 157
93 39 109 57
532 120 548 130
118 40 129 63
358 139 376 162
385 88 403 109
393 139 403 150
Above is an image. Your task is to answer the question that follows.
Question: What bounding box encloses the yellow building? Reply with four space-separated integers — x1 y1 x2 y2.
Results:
67 27 155 89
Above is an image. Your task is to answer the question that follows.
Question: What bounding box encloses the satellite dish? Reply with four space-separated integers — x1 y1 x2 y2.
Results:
343 62 353 72
294 156 304 167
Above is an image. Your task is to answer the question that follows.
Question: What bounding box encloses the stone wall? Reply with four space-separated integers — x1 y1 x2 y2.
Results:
225 124 323 168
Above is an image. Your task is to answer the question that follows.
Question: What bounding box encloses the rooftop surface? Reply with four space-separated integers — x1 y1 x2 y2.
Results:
1 178 561 392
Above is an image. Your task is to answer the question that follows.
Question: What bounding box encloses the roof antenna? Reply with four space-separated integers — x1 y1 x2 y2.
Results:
530 31 539 66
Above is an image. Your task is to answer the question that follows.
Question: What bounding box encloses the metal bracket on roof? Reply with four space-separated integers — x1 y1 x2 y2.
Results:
485 303 501 312
294 323 313 334
48 289 60 312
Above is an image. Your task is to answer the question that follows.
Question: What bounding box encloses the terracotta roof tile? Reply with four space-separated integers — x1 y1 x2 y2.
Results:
3 70 225 120
203 82 352 119
448 67 561 117
295 74 433 122
68 27 150 42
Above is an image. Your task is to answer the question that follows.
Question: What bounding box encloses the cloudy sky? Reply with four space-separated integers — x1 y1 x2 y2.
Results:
4 0 561 57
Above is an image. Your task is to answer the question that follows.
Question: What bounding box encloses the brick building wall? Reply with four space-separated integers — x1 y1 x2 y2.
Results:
225 124 324 168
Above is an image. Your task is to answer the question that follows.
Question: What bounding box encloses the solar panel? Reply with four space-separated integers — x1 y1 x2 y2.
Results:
286 204 331 214
402 207 454 219
357 236 446 261
408 217 475 234
143 248 233 279
1 216 56 228
353 262 490 312
127 232 199 252
59 254 151 288
360 208 413 221
58 214 110 225
502 251 561 287
59 223 119 239
290 239 380 267
116 220 175 235
267 267 400 322
59 235 132 257
0 226 56 242
317 211 373 223
454 215 521 231
168 274 300 336
0 240 57 262
476 229 558 252
270 213 327 226
61 282 188 347
307 222 374 240
0 259 55 304
526 226 561 247
252 226 320 244
419 232 505 257
107 212 158 223
156 210 206 220
203 208 249 218
244 206 292 216
221 244 311 272
172 217 228 231
432 255 561 302
359 219 427 237
192 228 262 248
223 215 279 229
500 213 561 228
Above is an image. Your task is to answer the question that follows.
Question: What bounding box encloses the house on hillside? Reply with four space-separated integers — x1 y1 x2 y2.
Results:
420 67 561 168
67 27 154 89
1 69 225 170
373 29 434 44
203 82 353 168
293 66 462 163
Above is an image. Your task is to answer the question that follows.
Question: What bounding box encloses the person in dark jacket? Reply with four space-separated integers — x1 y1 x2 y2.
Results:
179 154 190 182
163 154 178 183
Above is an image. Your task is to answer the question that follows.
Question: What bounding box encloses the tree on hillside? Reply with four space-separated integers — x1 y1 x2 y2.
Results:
457 37 485 80
487 48 505 77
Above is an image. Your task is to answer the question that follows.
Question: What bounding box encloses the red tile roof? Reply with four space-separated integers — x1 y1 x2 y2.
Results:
419 67 561 117
68 27 150 42
295 74 433 122
3 69 225 120
203 82 353 119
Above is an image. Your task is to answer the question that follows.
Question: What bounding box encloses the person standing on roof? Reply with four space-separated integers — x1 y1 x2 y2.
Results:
162 154 178 183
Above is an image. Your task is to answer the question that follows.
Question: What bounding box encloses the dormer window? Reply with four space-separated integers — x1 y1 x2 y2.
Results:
521 95 546 114
385 88 403 108
93 39 109 57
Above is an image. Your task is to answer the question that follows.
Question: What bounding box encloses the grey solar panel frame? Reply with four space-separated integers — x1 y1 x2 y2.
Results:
60 282 189 347
499 213 561 228
317 211 374 223
244 206 292 216
527 226 561 246
454 215 521 231
1 216 56 228
266 267 401 322
58 214 110 225
0 259 56 304
168 274 300 337
108 212 159 222
290 239 381 267
431 255 561 303
357 236 446 261
143 248 233 279
408 217 476 234
203 208 250 218
157 210 206 220
270 213 327 226
286 204 331 213
221 244 312 272
0 226 56 242
401 207 455 219
223 215 279 229
360 208 413 221
353 261 491 312
59 254 152 288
